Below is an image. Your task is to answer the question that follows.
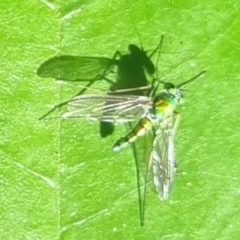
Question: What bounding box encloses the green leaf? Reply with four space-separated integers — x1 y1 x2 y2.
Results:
1 0 240 239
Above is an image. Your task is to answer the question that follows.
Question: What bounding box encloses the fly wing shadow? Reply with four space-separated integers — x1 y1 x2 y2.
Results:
37 55 117 120
37 55 115 83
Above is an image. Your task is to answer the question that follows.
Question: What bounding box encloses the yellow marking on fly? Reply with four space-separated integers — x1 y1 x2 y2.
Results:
112 117 152 152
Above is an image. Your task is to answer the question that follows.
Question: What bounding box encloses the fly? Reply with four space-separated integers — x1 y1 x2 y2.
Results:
38 0 206 226
58 70 205 213
61 71 205 152
38 36 164 226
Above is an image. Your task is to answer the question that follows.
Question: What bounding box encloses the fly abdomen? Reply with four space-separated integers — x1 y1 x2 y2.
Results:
112 117 152 152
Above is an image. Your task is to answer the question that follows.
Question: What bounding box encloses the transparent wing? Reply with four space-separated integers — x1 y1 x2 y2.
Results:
61 94 153 122
37 55 114 82
149 114 180 200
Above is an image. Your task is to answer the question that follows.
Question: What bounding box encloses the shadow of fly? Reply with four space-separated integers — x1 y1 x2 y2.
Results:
38 38 164 225
37 41 161 133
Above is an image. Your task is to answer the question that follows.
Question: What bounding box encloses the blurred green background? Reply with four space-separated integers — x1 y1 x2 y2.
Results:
1 0 240 239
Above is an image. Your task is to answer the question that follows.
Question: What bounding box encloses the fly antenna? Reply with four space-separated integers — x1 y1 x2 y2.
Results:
177 70 206 88
153 70 206 91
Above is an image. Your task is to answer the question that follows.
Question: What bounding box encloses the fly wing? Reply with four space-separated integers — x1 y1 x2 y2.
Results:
149 114 180 200
37 55 114 82
61 94 152 123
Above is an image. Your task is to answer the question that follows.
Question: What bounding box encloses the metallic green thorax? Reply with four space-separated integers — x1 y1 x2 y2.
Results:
151 90 180 119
